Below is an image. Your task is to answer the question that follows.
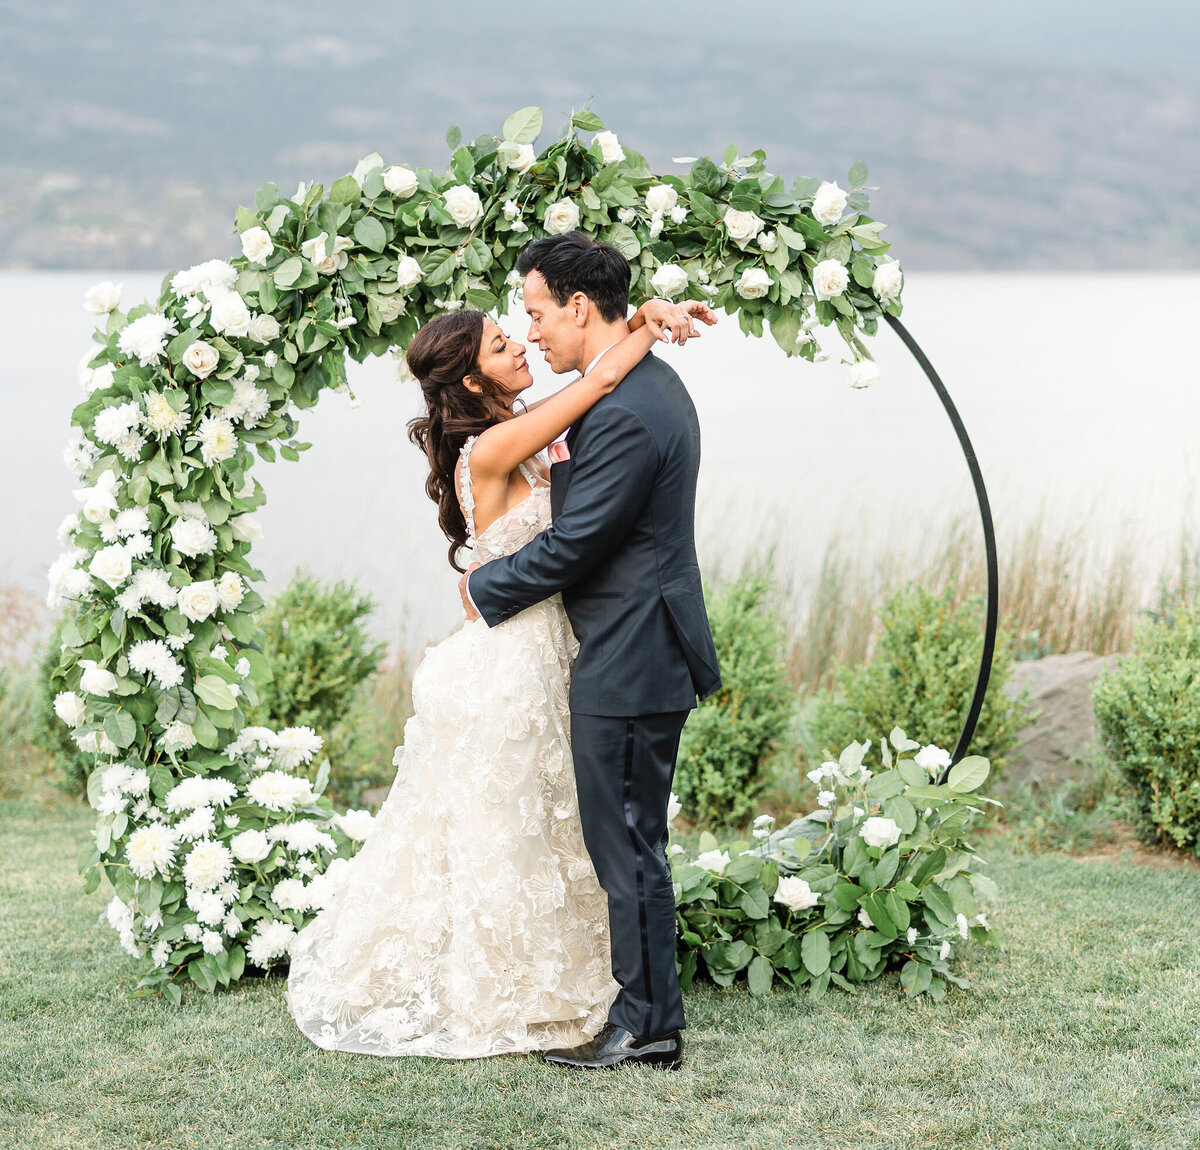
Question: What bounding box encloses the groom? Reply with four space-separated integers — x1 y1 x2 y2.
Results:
460 231 721 1071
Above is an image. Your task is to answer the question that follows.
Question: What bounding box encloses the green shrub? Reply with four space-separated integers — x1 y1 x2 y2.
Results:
249 571 388 804
674 574 793 826
810 585 1027 776
30 613 93 793
1092 604 1200 851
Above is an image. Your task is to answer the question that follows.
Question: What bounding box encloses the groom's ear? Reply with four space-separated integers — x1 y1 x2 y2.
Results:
571 291 591 328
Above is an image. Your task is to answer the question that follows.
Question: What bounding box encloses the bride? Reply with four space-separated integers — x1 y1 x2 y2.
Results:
285 294 715 1058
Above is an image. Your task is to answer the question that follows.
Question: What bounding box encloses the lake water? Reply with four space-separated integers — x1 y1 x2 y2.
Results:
3 271 1197 649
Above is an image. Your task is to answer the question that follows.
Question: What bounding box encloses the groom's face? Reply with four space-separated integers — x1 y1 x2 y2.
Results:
523 271 586 375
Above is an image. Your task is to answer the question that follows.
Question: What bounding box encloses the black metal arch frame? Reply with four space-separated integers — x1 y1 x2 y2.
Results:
882 314 998 783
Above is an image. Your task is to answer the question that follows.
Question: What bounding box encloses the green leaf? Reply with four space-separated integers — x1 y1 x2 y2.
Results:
606 223 641 260
900 958 932 997
747 954 774 995
883 795 918 835
445 124 462 151
848 161 869 187
273 258 303 289
921 883 957 927
104 710 137 750
570 110 605 132
353 215 387 253
862 892 897 938
690 158 724 197
801 929 831 976
948 755 990 793
195 675 236 711
329 175 361 204
738 884 770 920
768 309 802 354
504 106 544 145
462 236 492 274
866 770 906 800
419 249 458 287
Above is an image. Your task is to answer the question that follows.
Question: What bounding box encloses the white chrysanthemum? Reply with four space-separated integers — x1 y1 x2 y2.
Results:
170 517 217 558
183 922 204 942
106 894 134 933
230 828 271 863
247 771 315 813
113 429 146 462
131 567 177 608
196 415 237 466
124 533 152 561
151 940 172 968
113 507 150 538
54 691 87 728
164 776 237 812
165 629 193 651
246 920 296 966
95 791 127 817
268 820 337 855
126 823 178 878
119 930 146 958
142 391 190 437
186 888 226 926
273 727 324 770
117 312 178 366
183 840 234 891
235 658 251 678
222 911 242 938
128 639 183 689
216 571 244 611
171 259 237 299
271 878 311 913
93 402 142 447
126 768 151 796
174 806 217 842
198 930 223 956
63 437 97 479
224 726 278 759
161 720 198 752
296 857 316 877
100 763 136 793
337 809 375 842
88 363 116 394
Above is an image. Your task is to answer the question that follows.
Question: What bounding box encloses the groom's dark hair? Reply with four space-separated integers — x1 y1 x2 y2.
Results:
516 232 631 323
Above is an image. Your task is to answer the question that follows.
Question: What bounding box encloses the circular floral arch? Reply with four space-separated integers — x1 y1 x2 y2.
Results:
52 107 920 996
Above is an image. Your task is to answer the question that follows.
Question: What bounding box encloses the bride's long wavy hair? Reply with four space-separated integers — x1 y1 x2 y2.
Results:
405 309 515 572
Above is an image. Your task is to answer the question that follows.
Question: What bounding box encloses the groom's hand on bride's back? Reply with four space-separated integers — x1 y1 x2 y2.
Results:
460 562 482 622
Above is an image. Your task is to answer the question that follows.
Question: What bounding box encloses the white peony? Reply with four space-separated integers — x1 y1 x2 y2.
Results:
595 131 625 164
442 185 484 229
812 180 848 225
183 840 234 891
695 849 731 874
196 414 237 465
645 185 679 215
230 828 271 863
78 659 119 697
847 361 881 390
248 313 280 343
182 341 220 380
394 256 423 292
735 268 773 300
723 207 764 249
216 571 245 611
240 226 274 265
171 517 217 558
126 823 177 879
650 264 689 299
506 144 536 173
544 198 581 235
208 292 252 338
84 281 122 314
117 313 177 366
859 816 902 849
872 259 903 303
383 165 418 198
338 808 375 841
812 259 849 301
273 726 324 770
775 876 820 912
54 691 88 728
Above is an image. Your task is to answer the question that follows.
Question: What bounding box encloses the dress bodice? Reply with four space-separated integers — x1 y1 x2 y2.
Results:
459 436 552 565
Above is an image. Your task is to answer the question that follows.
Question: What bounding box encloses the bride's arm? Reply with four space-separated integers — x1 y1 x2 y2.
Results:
468 323 663 480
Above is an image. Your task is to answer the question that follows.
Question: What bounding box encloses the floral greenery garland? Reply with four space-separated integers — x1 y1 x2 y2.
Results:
51 107 905 997
670 730 997 999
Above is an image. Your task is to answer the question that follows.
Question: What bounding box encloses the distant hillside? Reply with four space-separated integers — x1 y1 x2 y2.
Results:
2 3 1197 270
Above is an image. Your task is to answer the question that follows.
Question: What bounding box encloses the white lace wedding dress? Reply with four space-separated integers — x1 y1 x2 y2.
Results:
286 438 618 1058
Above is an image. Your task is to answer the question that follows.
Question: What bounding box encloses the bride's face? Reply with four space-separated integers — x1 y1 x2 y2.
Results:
469 319 532 407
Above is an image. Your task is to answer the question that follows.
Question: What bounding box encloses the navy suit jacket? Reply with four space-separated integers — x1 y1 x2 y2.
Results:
467 351 722 717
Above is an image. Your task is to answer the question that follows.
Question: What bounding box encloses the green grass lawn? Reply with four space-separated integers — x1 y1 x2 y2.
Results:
1 793 1197 1150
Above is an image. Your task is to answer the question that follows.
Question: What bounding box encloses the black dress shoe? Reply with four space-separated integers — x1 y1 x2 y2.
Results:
542 1022 682 1070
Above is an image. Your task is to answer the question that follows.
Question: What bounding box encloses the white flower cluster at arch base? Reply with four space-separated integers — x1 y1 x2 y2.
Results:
50 106 904 996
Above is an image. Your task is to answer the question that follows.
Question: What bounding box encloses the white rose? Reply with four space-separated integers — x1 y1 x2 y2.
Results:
506 144 536 173
872 260 903 303
644 185 679 215
758 230 778 252
182 341 220 380
394 256 423 291
170 518 217 558
377 294 406 324
595 131 625 164
723 207 764 249
957 913 971 940
666 792 682 824
178 580 220 622
209 293 252 338
54 691 88 728
216 571 244 611
301 232 352 275
543 198 581 235
88 544 131 590
230 828 271 863
248 314 280 344
812 180 848 225
847 361 881 390
650 264 689 299
383 165 418 198
859 816 902 849
84 281 122 314
914 744 952 776
338 809 375 841
735 267 773 300
695 849 731 875
775 876 820 912
79 659 119 697
812 259 849 301
240 227 274 265
230 515 263 543
442 184 484 228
